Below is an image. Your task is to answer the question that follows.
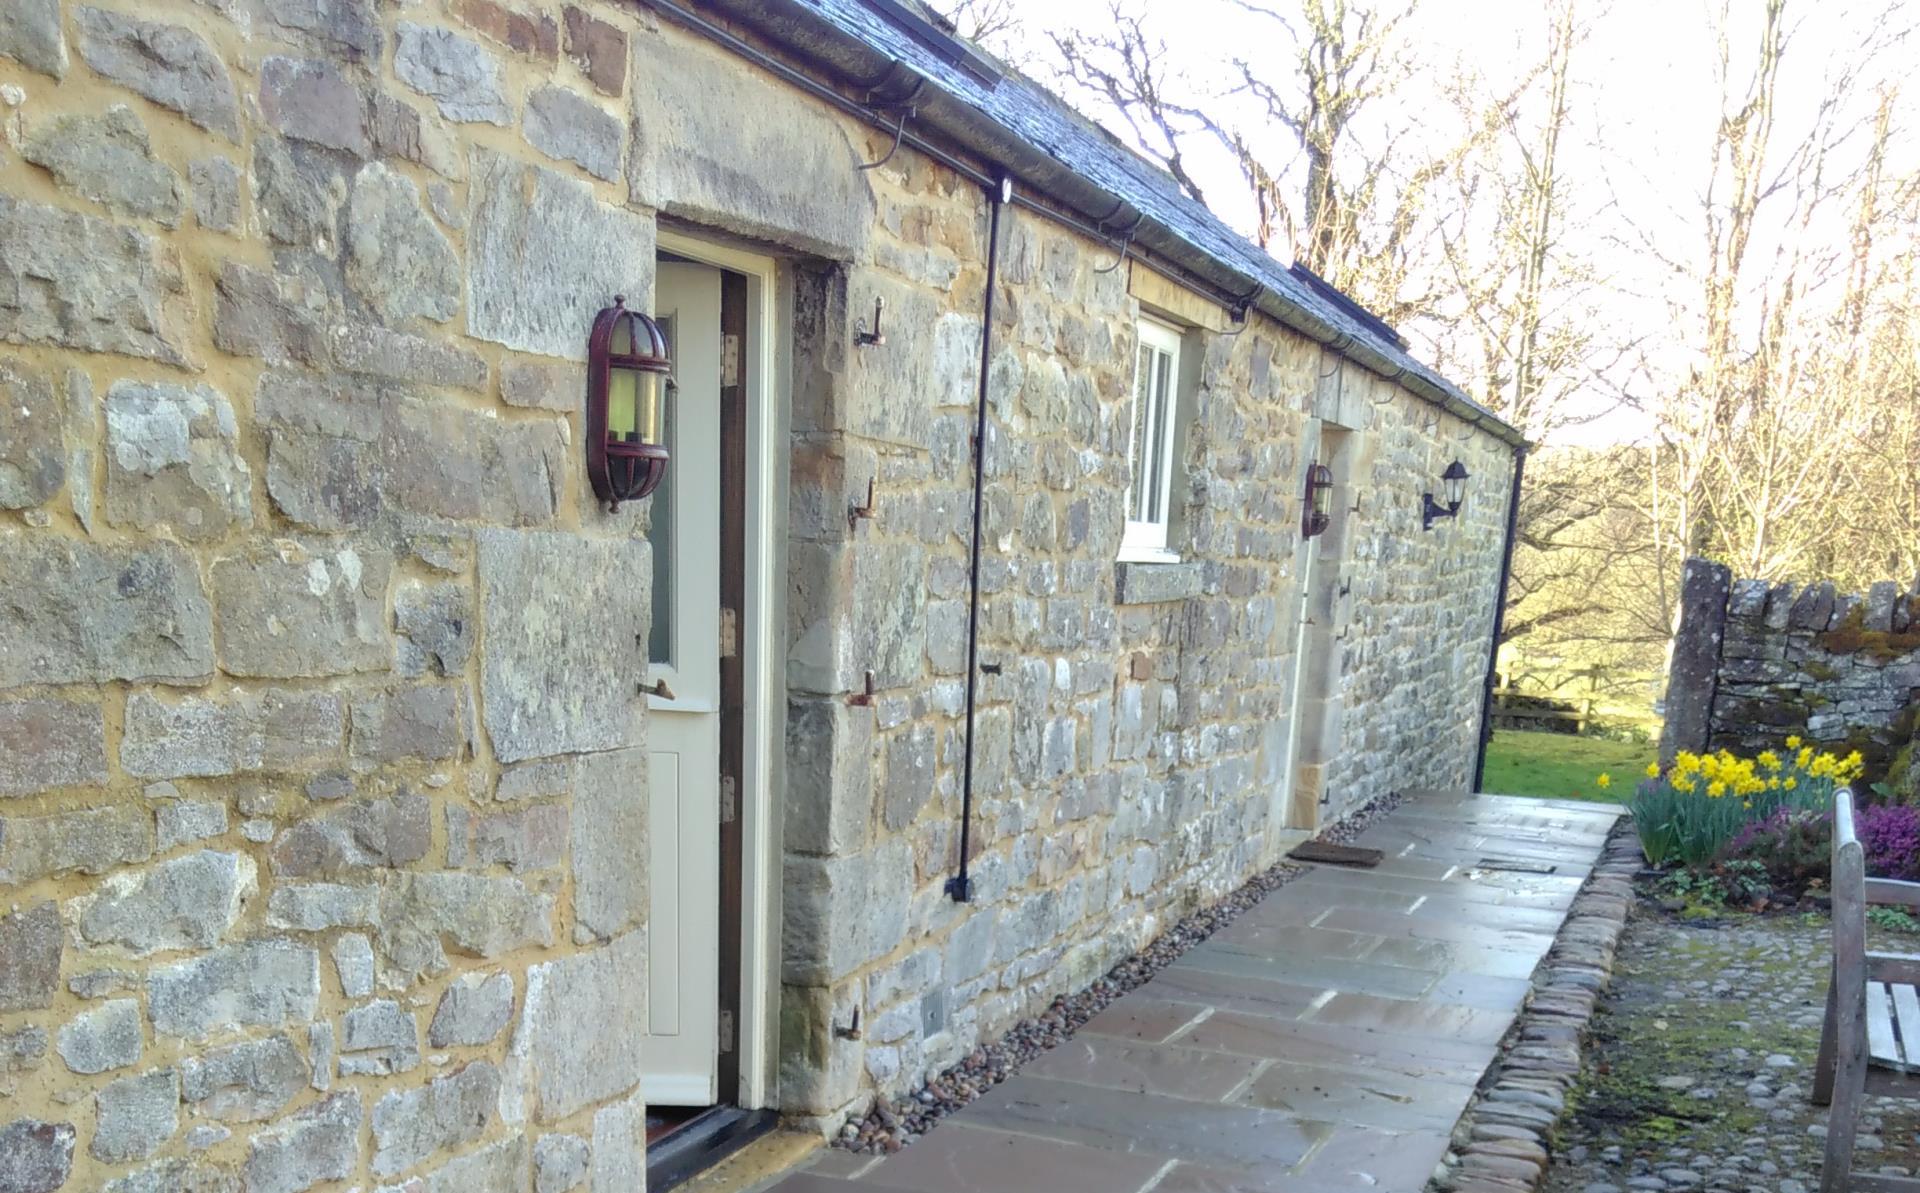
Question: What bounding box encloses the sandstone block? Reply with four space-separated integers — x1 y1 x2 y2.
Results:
428 971 514 1047
307 1022 333 1092
510 931 645 1121
449 803 568 874
243 1091 361 1193
500 358 585 411
331 934 375 999
211 541 391 678
101 1158 237 1193
74 7 238 138
259 56 367 155
590 1090 645 1193
262 0 381 61
122 689 344 780
1 196 191 367
250 138 348 257
380 1133 525 1193
467 148 655 358
211 259 333 369
347 162 460 322
477 530 649 762
524 86 622 180
91 1068 178 1162
563 6 624 95
572 747 646 940
104 380 253 541
854 541 926 690
0 1120 74 1193
455 0 558 58
534 1133 589 1193
377 872 555 984
0 538 212 687
0 1026 48 1076
369 1059 499 1175
883 723 935 831
23 106 182 226
72 850 257 956
329 322 490 391
369 93 466 181
0 699 107 798
784 698 873 857
157 801 229 851
395 581 474 678
0 806 154 884
0 363 64 510
628 24 871 258
782 838 911 985
146 941 320 1039
395 23 511 125
0 0 65 78
340 999 419 1076
266 883 379 932
268 793 430 879
56 998 141 1075
350 686 463 764
181 1034 306 1122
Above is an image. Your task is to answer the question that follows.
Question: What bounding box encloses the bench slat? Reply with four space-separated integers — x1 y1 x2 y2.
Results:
1893 984 1920 1069
1868 878 1920 909
1870 952 1920 986
1869 983 1900 1066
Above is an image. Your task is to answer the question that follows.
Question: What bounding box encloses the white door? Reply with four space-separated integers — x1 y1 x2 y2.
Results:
644 262 723 1105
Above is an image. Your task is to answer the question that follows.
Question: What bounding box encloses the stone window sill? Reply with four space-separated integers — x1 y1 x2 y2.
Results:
1114 561 1203 605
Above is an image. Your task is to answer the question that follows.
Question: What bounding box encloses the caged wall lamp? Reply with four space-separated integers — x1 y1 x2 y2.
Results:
1301 462 1334 539
586 296 672 511
1422 459 1470 530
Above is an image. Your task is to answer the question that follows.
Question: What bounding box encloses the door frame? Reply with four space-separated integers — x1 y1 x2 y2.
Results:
655 228 786 1111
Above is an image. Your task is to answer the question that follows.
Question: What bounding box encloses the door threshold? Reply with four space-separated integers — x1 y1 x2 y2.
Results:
647 1106 779 1191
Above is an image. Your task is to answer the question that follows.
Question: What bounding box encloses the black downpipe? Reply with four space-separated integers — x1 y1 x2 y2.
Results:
1473 443 1529 791
946 177 1009 903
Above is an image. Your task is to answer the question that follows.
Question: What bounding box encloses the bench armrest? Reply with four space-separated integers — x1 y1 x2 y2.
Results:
1867 878 1920 909
1867 951 1920 984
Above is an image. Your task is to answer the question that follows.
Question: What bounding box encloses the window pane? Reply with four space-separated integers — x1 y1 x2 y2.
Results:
1129 343 1154 523
1146 349 1172 523
647 315 677 666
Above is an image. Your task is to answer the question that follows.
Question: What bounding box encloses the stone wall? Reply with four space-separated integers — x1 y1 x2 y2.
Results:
0 0 1519 1180
1663 559 1920 778
0 1 656 1189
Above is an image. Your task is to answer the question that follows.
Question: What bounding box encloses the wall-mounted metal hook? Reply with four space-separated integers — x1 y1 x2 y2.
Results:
848 477 878 531
642 677 675 699
855 297 886 346
1094 218 1143 275
834 1007 863 1041
847 670 877 707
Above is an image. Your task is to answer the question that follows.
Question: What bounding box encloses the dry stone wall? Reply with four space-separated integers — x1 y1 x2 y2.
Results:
0 0 1519 1175
1663 559 1920 780
0 1 655 1189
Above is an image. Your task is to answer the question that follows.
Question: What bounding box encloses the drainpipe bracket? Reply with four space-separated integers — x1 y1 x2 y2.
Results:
943 875 974 903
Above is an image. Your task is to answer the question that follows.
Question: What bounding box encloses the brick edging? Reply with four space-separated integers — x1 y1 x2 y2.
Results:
1433 817 1644 1193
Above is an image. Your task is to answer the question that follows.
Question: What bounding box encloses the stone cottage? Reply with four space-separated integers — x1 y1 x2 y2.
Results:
0 0 1525 1188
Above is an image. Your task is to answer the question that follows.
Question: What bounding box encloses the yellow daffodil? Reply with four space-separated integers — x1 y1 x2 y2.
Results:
1785 776 1798 790
1757 750 1780 770
1596 773 1612 789
1645 762 1661 779
1673 777 1697 793
1786 735 1803 749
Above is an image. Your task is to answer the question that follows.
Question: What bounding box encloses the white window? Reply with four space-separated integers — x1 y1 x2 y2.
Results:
1122 318 1183 560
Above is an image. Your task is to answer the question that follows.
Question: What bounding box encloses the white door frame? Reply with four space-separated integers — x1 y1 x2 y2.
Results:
655 228 786 1111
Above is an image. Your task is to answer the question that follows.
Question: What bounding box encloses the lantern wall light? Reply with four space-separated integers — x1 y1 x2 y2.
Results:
1301 461 1334 539
586 296 671 510
1422 459 1470 530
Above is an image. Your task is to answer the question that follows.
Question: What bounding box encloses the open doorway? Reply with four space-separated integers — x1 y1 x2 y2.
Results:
643 235 784 1187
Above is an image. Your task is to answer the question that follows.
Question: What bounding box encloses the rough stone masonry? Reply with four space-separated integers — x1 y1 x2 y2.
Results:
0 0 1516 1185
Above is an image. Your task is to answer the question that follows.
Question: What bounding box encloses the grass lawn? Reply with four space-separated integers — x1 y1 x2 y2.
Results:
1481 728 1656 803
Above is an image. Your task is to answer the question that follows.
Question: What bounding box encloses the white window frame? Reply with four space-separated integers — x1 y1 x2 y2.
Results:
1121 317 1184 562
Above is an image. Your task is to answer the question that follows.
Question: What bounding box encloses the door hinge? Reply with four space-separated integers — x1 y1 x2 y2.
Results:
720 775 737 824
719 607 738 659
718 1010 735 1053
722 334 741 387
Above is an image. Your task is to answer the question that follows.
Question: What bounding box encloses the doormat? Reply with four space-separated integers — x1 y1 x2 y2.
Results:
1288 840 1384 867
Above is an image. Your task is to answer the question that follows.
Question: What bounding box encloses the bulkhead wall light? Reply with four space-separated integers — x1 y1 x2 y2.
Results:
586 296 671 510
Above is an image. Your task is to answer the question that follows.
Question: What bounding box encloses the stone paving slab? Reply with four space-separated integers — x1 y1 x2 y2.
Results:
757 792 1622 1193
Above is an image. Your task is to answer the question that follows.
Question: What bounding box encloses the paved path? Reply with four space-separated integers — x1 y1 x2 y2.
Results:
760 791 1623 1193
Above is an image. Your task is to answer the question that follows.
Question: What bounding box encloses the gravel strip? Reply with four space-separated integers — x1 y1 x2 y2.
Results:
1434 816 1643 1193
835 792 1404 1154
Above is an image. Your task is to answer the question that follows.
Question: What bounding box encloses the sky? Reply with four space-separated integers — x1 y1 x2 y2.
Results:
974 0 1915 446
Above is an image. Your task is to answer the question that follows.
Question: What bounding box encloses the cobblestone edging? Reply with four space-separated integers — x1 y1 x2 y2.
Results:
1434 818 1645 1193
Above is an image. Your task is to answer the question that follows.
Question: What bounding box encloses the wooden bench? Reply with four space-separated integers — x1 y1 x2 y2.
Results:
1812 787 1920 1193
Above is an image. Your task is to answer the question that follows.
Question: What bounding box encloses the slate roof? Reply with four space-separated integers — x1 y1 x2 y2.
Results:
763 0 1522 445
